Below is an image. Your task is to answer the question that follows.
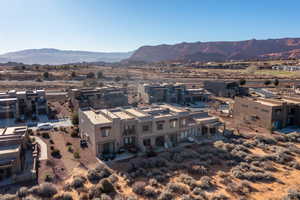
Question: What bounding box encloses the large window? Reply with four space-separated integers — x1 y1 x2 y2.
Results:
170 119 177 128
157 123 164 130
101 128 110 137
142 125 149 132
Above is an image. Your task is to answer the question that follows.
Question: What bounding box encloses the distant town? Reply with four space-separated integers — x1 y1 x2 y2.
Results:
0 56 300 200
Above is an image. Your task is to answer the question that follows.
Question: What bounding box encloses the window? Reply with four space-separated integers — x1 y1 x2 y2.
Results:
181 119 186 127
170 119 177 128
157 123 164 130
142 125 149 132
261 109 269 113
101 128 110 137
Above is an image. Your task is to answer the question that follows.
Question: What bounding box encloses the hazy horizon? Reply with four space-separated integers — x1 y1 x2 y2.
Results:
1 0 300 54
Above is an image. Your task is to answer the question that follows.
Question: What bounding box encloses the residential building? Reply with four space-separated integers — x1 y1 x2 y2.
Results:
0 90 48 120
69 87 128 111
138 83 210 104
233 96 300 130
0 126 29 179
203 81 248 98
79 104 223 157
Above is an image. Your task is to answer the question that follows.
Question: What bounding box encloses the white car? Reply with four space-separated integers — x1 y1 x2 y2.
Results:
37 123 53 131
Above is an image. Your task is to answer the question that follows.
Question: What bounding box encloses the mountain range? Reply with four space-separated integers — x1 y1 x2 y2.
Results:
1 38 300 65
128 38 300 63
0 48 133 65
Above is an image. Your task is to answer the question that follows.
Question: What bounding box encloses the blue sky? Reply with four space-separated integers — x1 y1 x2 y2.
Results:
0 0 299 54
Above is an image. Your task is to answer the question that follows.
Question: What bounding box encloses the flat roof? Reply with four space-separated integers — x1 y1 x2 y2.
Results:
282 99 300 104
0 98 17 102
112 111 134 120
255 100 281 107
84 110 112 124
125 108 148 118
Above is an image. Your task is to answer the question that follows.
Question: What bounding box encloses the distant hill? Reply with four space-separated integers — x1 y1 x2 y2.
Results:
0 48 133 65
128 38 300 63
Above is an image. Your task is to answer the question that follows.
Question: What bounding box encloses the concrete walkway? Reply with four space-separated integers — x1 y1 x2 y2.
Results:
32 136 48 160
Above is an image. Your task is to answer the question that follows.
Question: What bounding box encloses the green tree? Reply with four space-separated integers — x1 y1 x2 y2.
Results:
71 112 79 125
87 72 95 79
97 71 103 79
71 71 76 77
43 72 49 79
273 79 279 86
239 79 246 86
264 80 271 86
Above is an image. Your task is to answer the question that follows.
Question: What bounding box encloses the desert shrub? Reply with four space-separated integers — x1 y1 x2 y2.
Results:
17 187 29 198
289 161 300 170
87 166 111 183
283 189 300 200
100 194 112 200
149 178 159 187
226 181 252 195
132 181 146 195
108 174 118 183
71 176 86 189
210 194 229 200
254 135 277 145
144 186 160 198
158 191 175 200
214 141 234 152
188 163 208 175
166 182 189 194
31 183 57 198
231 162 275 182
71 131 79 137
49 139 54 144
79 193 89 200
68 146 73 152
261 161 277 172
193 187 205 195
217 171 227 178
87 185 101 199
99 178 115 193
199 176 213 190
286 132 300 142
1 194 17 200
178 174 197 189
273 134 287 142
54 193 73 200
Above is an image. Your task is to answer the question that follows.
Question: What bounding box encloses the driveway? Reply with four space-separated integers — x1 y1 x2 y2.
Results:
32 136 48 160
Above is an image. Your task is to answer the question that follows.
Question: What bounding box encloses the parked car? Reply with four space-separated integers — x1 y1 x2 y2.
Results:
37 123 53 131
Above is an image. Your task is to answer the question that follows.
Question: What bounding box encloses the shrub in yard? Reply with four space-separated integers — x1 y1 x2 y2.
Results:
66 142 72 146
42 132 50 139
193 187 205 195
158 191 175 200
149 178 159 187
44 174 53 182
49 139 54 144
31 183 57 198
71 176 86 189
73 151 80 159
166 182 189 194
68 146 73 153
71 131 79 138
51 149 61 158
17 187 29 198
99 178 115 193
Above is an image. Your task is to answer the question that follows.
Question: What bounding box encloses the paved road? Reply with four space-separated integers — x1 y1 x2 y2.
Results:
32 136 48 160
